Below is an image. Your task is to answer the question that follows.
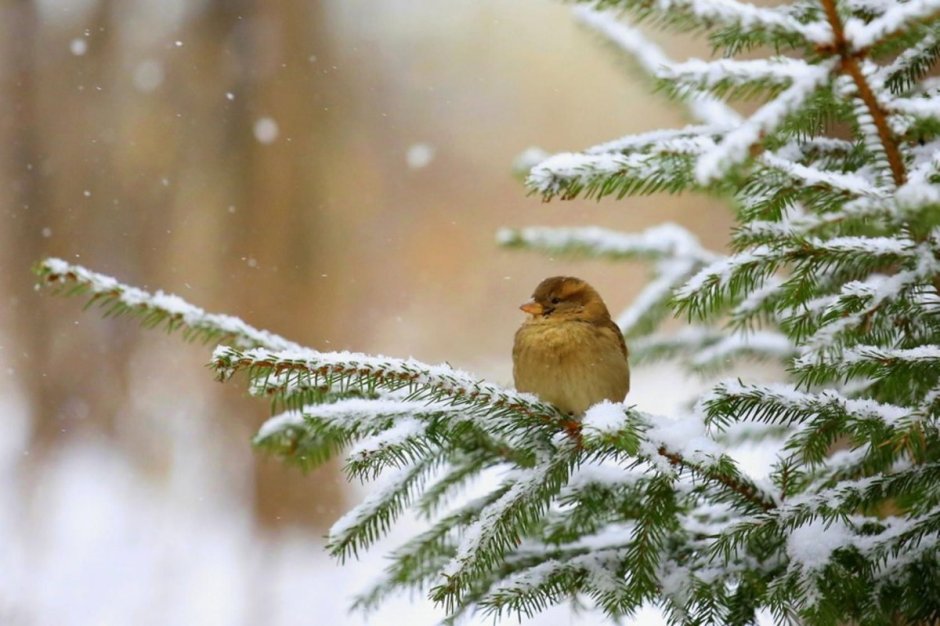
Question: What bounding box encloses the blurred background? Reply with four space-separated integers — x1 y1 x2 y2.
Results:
0 0 732 623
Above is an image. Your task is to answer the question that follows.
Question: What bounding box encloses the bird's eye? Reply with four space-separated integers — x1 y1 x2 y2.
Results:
550 297 561 304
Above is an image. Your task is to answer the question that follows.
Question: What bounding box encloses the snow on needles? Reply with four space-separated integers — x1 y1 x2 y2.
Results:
497 223 719 263
582 401 631 436
695 61 836 184
40 258 301 352
844 0 940 50
786 517 854 571
573 7 741 128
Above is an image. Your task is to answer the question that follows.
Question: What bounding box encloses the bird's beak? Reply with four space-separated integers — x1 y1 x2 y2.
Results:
519 301 544 315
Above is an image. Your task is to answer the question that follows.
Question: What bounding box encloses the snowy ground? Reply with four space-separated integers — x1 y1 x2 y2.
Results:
1 362 778 625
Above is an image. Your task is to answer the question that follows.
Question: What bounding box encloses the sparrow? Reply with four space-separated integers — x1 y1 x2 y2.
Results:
513 276 630 416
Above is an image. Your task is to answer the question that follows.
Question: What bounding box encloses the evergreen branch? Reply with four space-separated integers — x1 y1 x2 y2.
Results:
702 380 910 432
896 149 940 209
794 345 940 405
497 223 718 263
881 24 940 93
344 418 435 480
844 0 940 51
527 150 703 201
34 257 299 352
480 548 629 621
675 234 918 320
431 450 577 611
353 489 511 613
211 346 566 441
617 258 699 338
585 125 724 155
821 0 908 186
578 0 829 47
573 6 741 127
717 464 940 566
580 402 778 511
660 57 817 100
758 151 886 198
629 326 794 370
690 330 796 371
417 451 494 518
327 454 442 561
249 372 373 414
694 61 836 184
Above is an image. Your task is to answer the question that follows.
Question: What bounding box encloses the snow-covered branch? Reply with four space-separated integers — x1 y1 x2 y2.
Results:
573 6 742 127
35 257 300 351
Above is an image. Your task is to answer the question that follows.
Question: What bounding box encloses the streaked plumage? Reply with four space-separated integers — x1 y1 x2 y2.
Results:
513 276 629 415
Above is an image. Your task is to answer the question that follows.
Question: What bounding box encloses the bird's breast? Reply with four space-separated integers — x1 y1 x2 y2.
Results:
512 320 629 416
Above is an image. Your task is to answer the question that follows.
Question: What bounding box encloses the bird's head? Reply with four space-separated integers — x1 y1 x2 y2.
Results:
519 276 611 323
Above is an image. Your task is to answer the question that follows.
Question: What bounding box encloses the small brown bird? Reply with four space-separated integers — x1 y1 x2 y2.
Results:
513 276 630 416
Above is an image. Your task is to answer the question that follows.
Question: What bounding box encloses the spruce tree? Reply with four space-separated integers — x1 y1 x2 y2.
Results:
36 0 940 624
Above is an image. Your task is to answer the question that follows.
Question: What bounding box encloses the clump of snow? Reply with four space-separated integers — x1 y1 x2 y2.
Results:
69 38 88 56
582 401 629 435
786 517 853 570
512 147 551 174
646 413 722 464
133 60 165 93
405 143 435 169
256 411 305 440
253 117 280 144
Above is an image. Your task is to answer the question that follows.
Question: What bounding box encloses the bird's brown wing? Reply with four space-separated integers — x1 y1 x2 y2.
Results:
599 318 628 358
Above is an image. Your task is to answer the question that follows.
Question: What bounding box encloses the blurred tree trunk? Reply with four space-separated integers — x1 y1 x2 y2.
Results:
1 0 135 456
2 0 346 530
174 0 347 529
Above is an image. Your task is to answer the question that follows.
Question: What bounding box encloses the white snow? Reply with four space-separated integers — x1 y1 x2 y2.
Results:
39 259 302 352
132 60 165 93
662 57 816 89
695 61 835 184
582 401 630 436
573 7 741 128
327 462 422 548
786 517 853 570
674 245 775 301
347 418 427 463
497 223 718 263
897 151 940 208
845 0 940 49
69 38 87 56
645 413 723 464
253 117 280 144
256 410 305 440
586 125 720 156
760 151 885 197
797 345 940 369
405 143 435 169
